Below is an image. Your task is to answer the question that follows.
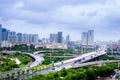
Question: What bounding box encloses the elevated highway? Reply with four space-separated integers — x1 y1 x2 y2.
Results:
24 53 44 68
54 45 107 69
1 45 109 80
73 60 119 68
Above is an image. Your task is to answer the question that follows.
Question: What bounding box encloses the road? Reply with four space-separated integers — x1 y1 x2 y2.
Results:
18 45 108 79
24 52 44 68
73 60 119 68
1 45 108 79
47 56 76 58
17 60 119 80
54 45 107 68
0 51 44 79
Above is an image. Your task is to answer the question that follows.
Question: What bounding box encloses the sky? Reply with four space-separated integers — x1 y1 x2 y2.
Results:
0 0 120 41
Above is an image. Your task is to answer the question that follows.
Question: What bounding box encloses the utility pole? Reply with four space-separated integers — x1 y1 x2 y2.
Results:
50 49 51 64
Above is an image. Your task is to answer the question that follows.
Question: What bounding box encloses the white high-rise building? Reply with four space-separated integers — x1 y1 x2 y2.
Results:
88 30 94 46
32 34 39 44
28 34 33 44
66 35 70 44
17 33 23 43
81 32 88 46
8 31 17 44
50 33 57 43
23 34 29 43
81 30 94 47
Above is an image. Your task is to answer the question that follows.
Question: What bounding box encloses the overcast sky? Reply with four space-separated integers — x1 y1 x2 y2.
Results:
0 0 120 41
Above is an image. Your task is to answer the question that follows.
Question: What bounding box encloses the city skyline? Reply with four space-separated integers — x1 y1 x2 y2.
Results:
0 0 120 41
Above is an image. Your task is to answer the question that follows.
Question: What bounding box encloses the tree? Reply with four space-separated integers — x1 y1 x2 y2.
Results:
61 69 67 77
85 68 96 80
11 72 15 78
22 70 25 75
17 71 20 78
6 74 10 80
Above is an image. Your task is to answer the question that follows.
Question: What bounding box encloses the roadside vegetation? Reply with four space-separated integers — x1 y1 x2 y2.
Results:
107 48 120 55
6 52 32 67
0 52 32 72
23 62 118 80
0 44 36 53
0 58 18 72
42 52 72 65
99 55 119 60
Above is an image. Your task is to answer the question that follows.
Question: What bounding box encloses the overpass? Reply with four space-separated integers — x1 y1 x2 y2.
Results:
1 51 18 54
47 56 76 58
73 60 119 68
24 53 44 68
54 45 107 69
0 45 108 80
16 60 120 80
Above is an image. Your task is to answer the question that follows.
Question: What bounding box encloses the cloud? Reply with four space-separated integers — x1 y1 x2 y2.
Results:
0 0 120 41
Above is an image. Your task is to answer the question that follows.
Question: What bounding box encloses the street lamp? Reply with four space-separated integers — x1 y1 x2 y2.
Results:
118 60 120 69
50 50 51 64
27 44 30 53
62 42 65 57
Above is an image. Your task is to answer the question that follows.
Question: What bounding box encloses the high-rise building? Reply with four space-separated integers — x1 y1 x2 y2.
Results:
81 30 94 47
10 31 16 35
81 32 88 46
118 40 120 45
1 28 9 41
50 34 54 43
0 25 40 46
50 34 57 43
17 33 23 43
28 34 33 44
57 32 62 43
32 34 39 44
23 34 29 43
66 35 70 44
0 24 2 41
88 30 94 46
8 31 17 44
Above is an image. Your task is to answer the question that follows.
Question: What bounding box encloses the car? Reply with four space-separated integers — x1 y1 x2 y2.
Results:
82 57 85 60
78 59 81 62
51 67 55 70
91 56 93 58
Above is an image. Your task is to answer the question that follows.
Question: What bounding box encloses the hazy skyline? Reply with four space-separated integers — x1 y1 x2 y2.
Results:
0 0 120 41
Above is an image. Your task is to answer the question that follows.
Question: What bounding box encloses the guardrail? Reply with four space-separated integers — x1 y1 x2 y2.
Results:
73 60 120 68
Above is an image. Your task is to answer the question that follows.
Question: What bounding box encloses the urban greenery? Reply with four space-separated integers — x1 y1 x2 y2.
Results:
0 44 36 53
0 58 18 72
0 52 32 71
9 52 32 67
42 51 73 65
107 48 120 55
99 55 119 60
23 62 118 80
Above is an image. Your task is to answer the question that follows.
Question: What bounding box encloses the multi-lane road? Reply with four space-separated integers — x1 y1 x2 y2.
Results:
54 45 107 70
1 45 109 79
24 52 44 68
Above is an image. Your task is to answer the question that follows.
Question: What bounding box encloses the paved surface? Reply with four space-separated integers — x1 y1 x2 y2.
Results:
1 45 108 80
73 60 119 68
24 52 44 68
17 60 119 80
47 56 76 58
0 52 44 79
54 45 107 69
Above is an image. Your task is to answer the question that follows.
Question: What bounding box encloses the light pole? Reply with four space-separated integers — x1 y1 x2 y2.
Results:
62 42 65 57
50 49 52 64
27 44 30 53
118 61 119 70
